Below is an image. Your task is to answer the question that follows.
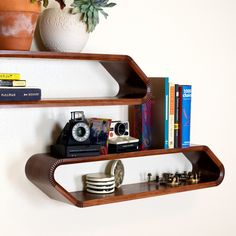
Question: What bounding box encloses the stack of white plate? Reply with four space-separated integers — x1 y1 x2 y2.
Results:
85 173 115 194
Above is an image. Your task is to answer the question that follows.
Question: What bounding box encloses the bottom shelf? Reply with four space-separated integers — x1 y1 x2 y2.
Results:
71 179 218 207
25 145 224 208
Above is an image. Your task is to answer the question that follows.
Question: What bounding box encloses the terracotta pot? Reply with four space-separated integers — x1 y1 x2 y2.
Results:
0 0 41 50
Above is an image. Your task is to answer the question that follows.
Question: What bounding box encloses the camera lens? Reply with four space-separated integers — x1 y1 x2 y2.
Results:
115 122 126 136
72 122 90 142
76 127 86 137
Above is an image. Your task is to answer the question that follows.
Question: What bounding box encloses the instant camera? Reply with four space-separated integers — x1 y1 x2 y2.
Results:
108 121 139 153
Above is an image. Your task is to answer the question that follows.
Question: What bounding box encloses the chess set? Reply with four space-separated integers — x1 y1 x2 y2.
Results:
84 160 201 195
152 171 201 186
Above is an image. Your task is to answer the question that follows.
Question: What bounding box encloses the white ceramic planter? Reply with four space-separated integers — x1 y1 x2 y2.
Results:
39 8 89 52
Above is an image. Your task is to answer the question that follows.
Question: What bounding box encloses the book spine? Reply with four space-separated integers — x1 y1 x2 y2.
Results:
0 73 21 80
168 83 175 148
181 85 192 147
174 84 179 148
0 88 41 101
178 86 183 147
129 105 142 149
164 77 169 149
141 100 152 150
0 80 26 87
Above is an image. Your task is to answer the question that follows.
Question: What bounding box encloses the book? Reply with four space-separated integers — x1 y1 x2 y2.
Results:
129 100 152 150
168 83 175 148
0 80 26 87
0 88 41 101
129 105 142 149
178 85 192 148
141 100 152 149
0 73 21 80
149 77 169 149
174 84 179 148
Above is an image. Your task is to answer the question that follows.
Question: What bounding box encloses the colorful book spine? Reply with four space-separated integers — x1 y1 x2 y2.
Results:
129 105 142 148
141 100 152 150
164 77 169 149
168 83 175 148
0 73 21 80
178 85 192 147
174 84 179 148
0 80 26 87
129 101 152 150
0 88 41 101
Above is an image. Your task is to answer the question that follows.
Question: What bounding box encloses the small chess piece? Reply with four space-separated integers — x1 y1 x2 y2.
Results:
147 173 152 182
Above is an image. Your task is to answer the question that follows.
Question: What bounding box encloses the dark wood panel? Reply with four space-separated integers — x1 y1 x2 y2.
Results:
71 180 219 207
25 145 224 207
0 97 144 108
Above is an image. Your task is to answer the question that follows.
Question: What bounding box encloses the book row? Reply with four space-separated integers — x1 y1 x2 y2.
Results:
130 77 192 149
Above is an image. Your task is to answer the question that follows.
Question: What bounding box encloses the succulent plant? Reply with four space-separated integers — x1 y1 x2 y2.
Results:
31 0 66 9
71 0 116 32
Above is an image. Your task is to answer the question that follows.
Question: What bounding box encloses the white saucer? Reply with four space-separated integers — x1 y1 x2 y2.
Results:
86 180 115 186
86 173 115 182
86 183 115 189
86 187 115 194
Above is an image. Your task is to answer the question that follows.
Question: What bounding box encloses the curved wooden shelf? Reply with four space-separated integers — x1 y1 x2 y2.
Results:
25 145 224 207
0 51 149 107
2 51 224 207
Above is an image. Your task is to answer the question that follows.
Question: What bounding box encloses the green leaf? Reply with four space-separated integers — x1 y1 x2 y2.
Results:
99 9 108 18
104 3 116 7
70 0 117 32
43 0 49 8
71 7 81 14
83 13 88 22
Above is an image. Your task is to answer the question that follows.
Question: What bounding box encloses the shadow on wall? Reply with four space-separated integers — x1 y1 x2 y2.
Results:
5 111 63 206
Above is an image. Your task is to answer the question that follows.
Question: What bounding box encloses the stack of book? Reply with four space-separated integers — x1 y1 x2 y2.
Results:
129 77 192 150
150 77 192 149
0 73 41 101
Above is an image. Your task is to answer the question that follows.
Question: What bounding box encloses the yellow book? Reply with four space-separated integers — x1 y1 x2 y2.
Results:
0 73 21 80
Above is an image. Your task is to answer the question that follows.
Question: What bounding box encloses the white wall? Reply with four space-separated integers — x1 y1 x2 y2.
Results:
1 0 236 235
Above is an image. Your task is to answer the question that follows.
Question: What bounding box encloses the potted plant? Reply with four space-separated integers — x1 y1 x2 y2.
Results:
39 0 116 52
0 0 65 51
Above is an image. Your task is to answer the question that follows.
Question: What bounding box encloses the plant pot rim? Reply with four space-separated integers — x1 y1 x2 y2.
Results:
0 0 41 13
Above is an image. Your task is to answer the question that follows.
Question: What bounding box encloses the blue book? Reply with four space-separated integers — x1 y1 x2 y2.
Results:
0 88 41 101
164 77 169 149
179 85 192 147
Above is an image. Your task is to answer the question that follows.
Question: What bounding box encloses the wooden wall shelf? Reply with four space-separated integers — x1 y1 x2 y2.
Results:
0 51 224 207
25 145 224 207
0 51 149 107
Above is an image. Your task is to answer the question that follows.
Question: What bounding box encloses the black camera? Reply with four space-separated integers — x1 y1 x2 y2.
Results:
51 111 101 158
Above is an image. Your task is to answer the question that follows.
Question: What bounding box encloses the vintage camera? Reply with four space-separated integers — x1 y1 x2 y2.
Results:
51 111 100 158
108 121 139 153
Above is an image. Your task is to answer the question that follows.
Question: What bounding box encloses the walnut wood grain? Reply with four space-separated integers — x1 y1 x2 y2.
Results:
25 145 224 207
0 51 149 107
3 51 224 207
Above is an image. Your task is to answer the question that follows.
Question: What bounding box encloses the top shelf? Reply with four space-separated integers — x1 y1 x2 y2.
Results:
0 51 149 107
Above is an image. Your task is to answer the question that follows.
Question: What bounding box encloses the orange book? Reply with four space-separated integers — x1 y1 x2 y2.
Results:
168 83 175 148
